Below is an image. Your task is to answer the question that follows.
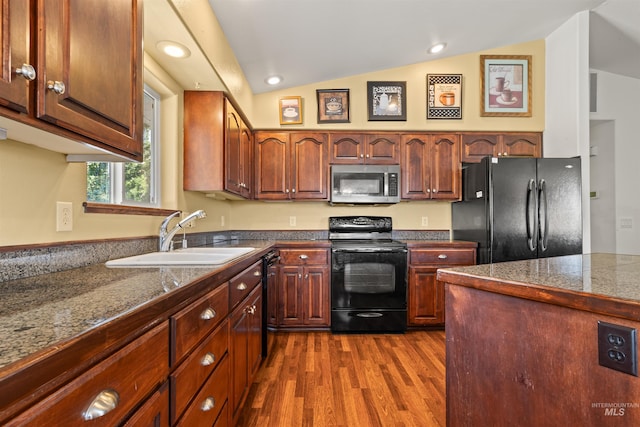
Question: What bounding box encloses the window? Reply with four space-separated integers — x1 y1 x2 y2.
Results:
86 85 160 207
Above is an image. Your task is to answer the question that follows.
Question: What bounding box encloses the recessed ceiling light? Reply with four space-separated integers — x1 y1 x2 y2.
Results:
265 75 283 85
427 43 447 54
157 40 191 59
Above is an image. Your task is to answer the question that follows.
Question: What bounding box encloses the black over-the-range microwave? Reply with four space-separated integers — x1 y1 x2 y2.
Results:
330 164 401 204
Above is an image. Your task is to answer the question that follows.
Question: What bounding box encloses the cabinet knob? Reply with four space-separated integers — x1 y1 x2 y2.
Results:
200 307 217 320
236 282 247 291
201 352 216 366
366 154 370 158
46 80 66 95
82 389 120 420
291 188 296 193
360 154 364 158
299 254 308 260
438 254 448 259
15 64 36 81
432 189 437 193
253 270 261 277
503 152 508 156
200 397 216 412
427 189 431 193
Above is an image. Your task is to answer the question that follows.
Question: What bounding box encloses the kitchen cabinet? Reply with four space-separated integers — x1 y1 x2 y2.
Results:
408 245 476 326
276 248 330 328
170 283 229 425
254 131 328 200
461 132 542 163
184 92 253 199
329 132 400 164
401 133 461 200
6 322 169 426
0 0 143 160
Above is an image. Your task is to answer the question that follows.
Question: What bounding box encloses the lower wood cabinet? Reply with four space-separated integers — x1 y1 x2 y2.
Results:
276 247 330 329
6 322 169 427
408 245 476 326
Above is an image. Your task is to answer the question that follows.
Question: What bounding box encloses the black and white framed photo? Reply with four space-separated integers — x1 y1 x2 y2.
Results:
427 74 462 119
367 81 406 121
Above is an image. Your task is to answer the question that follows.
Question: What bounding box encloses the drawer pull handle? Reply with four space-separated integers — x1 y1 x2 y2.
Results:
200 307 216 320
299 254 308 260
237 282 247 291
253 270 261 276
201 352 216 366
82 389 120 420
438 254 448 259
201 397 216 412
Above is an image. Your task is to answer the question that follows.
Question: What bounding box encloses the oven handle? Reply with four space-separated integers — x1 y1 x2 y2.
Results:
332 248 408 254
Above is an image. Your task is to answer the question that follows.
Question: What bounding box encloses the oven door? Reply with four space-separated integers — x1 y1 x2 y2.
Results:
331 246 407 310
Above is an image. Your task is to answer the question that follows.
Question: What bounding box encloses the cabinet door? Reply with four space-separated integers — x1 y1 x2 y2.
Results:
502 132 542 158
122 382 169 427
267 264 278 327
225 100 243 196
329 133 363 163
229 302 249 417
255 132 290 199
290 132 328 200
37 0 143 157
0 0 31 114
408 266 443 325
401 134 431 199
247 288 263 380
461 133 500 163
430 134 460 200
278 265 304 326
365 134 399 164
240 121 253 198
303 265 330 326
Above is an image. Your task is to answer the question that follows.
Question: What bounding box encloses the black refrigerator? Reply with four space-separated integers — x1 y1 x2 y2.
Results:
452 156 582 264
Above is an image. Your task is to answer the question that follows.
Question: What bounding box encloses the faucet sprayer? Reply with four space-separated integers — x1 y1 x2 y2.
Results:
159 210 207 251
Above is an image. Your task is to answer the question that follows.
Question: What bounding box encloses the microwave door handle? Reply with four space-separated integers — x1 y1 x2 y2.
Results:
384 172 389 197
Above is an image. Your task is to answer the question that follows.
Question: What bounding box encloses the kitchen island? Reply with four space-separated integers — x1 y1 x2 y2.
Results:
437 253 640 426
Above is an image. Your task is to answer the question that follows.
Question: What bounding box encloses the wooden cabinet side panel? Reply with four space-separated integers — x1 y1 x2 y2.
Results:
183 91 225 191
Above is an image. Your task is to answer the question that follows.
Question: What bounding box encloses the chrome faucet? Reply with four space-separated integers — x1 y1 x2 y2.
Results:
159 210 207 252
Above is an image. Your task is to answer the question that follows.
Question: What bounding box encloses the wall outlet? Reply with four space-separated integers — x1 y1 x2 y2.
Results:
598 321 638 376
56 202 73 232
421 216 429 227
289 216 297 227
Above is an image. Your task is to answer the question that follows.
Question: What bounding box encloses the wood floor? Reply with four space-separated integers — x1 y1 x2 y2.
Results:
236 330 446 427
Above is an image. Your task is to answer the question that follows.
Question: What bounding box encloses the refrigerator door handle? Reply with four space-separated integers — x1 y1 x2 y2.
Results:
526 179 538 252
538 179 549 251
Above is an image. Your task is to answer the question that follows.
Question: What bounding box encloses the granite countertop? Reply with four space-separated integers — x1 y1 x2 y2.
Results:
0 240 273 370
437 253 640 321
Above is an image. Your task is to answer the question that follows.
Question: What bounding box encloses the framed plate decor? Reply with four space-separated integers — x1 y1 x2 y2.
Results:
480 55 532 117
317 89 350 123
279 96 303 124
367 81 406 121
427 74 462 119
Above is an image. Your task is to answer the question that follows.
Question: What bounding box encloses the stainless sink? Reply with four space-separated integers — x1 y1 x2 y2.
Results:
106 247 255 267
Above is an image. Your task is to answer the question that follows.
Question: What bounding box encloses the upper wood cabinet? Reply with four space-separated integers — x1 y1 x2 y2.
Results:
401 133 461 200
254 131 328 200
461 132 542 162
329 132 399 164
0 0 144 160
184 91 253 199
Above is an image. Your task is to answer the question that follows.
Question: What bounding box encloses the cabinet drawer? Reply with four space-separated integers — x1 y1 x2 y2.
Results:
409 249 475 266
7 322 169 427
171 320 229 422
176 355 229 427
279 249 328 265
122 382 169 426
172 283 229 364
229 260 262 310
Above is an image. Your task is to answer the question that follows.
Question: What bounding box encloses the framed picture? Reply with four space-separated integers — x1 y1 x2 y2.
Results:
367 81 406 121
480 55 532 117
427 74 462 119
279 96 303 124
316 89 350 123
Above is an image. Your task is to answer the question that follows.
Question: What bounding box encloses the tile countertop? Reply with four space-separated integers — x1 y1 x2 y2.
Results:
0 241 274 370
436 253 640 321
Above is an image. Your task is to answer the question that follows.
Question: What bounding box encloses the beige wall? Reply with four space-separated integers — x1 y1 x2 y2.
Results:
0 3 545 246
